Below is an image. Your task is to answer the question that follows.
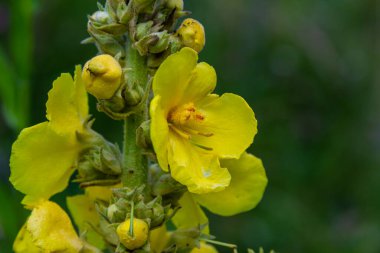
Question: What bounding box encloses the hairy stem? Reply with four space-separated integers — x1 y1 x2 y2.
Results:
122 41 148 189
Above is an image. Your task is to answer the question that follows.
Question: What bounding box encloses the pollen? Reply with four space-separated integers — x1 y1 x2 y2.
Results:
168 102 213 147
168 102 205 126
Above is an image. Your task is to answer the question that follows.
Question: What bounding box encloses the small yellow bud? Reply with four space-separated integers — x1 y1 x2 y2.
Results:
167 0 184 10
177 18 205 53
116 218 149 250
191 242 218 253
82 54 122 99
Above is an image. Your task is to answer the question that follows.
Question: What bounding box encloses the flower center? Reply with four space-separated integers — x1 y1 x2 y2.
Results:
168 102 204 126
168 103 213 150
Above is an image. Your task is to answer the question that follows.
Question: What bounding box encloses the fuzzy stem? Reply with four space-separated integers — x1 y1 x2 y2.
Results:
122 41 148 189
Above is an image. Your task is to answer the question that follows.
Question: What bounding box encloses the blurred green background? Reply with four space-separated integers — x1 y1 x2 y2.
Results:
0 0 378 252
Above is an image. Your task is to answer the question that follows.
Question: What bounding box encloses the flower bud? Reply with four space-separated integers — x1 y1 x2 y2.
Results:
116 218 149 250
136 120 152 149
82 54 122 99
166 0 184 11
149 32 170 54
132 0 155 12
91 11 111 25
177 18 205 53
136 21 154 41
107 203 119 221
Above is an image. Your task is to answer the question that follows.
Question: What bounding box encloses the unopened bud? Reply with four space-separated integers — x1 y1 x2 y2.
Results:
116 218 149 250
132 0 155 12
136 21 154 41
166 0 183 10
91 11 111 25
177 18 205 53
136 120 152 149
149 32 170 54
107 203 119 221
82 54 122 99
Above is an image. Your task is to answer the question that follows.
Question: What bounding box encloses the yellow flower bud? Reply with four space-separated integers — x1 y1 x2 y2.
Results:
177 18 205 53
167 0 184 10
191 242 218 253
82 54 122 99
116 218 149 250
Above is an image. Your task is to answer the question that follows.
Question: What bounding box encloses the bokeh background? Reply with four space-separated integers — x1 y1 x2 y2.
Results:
0 0 378 252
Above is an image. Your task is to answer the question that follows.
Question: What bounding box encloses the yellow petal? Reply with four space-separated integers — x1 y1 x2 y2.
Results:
191 242 218 253
181 62 217 104
46 65 88 135
73 65 89 121
152 47 217 108
168 131 231 194
152 47 198 109
26 201 83 252
13 224 41 253
150 95 170 171
67 194 105 249
85 184 121 202
172 192 209 234
189 93 257 159
150 225 171 253
193 153 268 216
10 122 79 202
21 196 46 209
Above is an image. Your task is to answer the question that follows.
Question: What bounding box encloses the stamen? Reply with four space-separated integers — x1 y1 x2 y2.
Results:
181 126 214 137
190 141 213 151
169 124 191 139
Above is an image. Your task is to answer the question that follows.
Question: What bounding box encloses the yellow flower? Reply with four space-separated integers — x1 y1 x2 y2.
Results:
82 54 122 99
13 200 100 253
173 153 267 222
191 242 218 253
10 66 90 206
150 47 257 194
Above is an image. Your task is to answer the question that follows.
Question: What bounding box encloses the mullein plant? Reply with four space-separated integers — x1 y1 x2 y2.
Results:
9 0 268 252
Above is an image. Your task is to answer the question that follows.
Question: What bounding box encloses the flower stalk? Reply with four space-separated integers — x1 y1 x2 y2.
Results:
8 1 269 252
122 41 149 190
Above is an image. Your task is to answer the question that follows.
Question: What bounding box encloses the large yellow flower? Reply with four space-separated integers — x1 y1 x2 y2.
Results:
13 200 100 253
10 66 90 206
150 47 257 194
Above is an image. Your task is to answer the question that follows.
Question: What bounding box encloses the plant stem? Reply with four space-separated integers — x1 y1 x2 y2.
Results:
122 41 148 189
